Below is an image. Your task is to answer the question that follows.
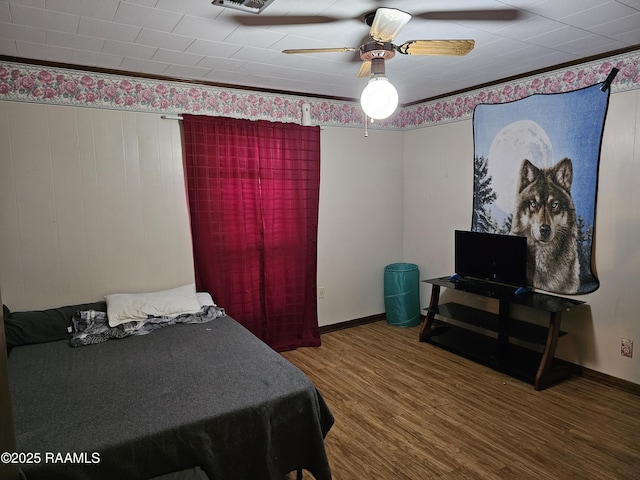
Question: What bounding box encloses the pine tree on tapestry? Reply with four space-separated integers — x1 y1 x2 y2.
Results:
576 216 595 287
472 155 497 233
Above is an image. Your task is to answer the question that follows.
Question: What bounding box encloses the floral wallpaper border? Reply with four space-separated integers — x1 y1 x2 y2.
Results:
0 49 638 130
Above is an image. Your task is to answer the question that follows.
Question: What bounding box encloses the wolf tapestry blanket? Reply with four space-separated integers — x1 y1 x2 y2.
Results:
472 83 610 295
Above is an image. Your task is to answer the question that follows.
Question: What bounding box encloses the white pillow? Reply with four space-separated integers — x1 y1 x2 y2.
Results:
105 283 202 327
196 292 216 307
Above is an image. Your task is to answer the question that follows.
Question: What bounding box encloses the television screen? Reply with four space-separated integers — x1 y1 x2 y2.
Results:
454 230 529 287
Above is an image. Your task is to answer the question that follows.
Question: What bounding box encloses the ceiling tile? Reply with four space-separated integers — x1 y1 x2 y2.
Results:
102 39 157 59
493 13 566 40
125 0 157 7
151 48 204 66
203 69 251 85
45 0 119 22
155 0 220 18
162 63 212 80
556 34 627 57
196 55 246 71
186 38 243 58
224 25 286 49
589 12 640 41
172 15 237 42
518 50 580 69
46 30 105 51
558 2 639 29
498 0 546 7
496 43 559 63
16 40 73 63
113 2 182 31
77 18 142 42
0 2 9 23
71 49 124 69
616 28 640 45
0 22 45 43
119 56 171 76
527 0 612 18
135 29 196 52
0 38 18 56
231 45 283 63
9 3 79 33
473 35 532 55
526 25 591 48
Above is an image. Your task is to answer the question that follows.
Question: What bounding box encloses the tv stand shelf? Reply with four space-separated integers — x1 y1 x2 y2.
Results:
420 277 585 390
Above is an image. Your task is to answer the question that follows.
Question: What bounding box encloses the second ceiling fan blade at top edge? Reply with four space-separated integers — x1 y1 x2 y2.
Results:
282 47 357 54
415 9 521 21
397 40 475 56
231 15 339 26
231 8 520 27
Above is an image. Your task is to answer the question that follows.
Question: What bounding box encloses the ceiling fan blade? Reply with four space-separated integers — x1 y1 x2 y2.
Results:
369 8 411 43
396 40 475 56
356 61 371 78
231 8 519 27
282 47 357 55
231 15 339 26
415 9 521 22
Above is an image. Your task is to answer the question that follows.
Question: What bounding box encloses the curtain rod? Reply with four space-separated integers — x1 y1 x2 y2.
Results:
160 112 323 129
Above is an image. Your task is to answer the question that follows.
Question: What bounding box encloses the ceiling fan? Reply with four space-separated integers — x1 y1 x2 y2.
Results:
282 8 475 80
281 7 476 119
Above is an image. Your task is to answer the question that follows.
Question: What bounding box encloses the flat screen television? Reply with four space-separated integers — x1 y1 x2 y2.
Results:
454 230 529 287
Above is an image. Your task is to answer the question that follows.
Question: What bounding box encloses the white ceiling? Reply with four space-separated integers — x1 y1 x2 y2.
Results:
1 0 639 104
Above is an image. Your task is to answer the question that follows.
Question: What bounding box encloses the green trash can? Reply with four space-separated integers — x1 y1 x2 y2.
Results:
384 263 420 327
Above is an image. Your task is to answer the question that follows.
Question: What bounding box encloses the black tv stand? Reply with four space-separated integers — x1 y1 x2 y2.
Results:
420 276 585 390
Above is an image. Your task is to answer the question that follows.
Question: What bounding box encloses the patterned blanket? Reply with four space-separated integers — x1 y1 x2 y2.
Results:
70 305 226 347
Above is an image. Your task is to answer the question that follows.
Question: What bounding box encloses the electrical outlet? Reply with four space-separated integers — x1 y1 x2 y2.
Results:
621 338 633 358
318 287 325 299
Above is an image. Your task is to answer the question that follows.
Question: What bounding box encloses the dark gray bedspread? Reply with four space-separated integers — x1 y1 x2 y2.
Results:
8 316 333 480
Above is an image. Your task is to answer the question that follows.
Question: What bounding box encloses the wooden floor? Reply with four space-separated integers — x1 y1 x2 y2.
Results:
282 321 640 480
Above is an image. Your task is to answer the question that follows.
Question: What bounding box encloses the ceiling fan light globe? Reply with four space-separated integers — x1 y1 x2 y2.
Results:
360 76 399 120
370 8 412 42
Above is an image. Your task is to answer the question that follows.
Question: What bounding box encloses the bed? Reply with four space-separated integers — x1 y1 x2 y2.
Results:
4 286 333 480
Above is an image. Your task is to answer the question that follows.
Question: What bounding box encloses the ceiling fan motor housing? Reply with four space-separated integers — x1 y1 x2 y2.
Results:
360 42 396 62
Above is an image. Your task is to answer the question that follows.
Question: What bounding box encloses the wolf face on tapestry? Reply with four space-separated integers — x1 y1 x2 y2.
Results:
471 83 611 295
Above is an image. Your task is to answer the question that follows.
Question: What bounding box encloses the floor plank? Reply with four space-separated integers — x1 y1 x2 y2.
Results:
282 321 640 480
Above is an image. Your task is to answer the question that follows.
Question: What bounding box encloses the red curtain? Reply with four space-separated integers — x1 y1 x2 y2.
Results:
182 115 321 351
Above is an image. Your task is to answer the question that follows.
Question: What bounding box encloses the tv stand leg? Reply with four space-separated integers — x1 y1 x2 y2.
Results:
419 284 440 342
535 311 570 390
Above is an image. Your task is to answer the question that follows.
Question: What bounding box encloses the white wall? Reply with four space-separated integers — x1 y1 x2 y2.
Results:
403 120 475 280
402 89 640 385
317 126 404 326
0 102 194 310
